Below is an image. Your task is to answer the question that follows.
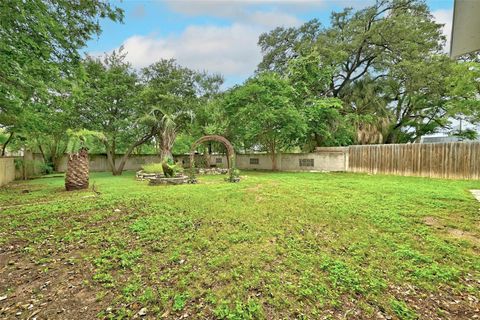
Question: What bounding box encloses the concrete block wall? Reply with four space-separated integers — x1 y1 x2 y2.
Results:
0 157 15 187
236 148 348 171
55 154 162 172
16 147 349 176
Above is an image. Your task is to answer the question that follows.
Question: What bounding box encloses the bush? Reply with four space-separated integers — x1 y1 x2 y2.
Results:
40 162 54 174
162 161 184 177
141 163 163 174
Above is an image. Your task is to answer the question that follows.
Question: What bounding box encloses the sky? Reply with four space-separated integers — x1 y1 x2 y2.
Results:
86 0 455 88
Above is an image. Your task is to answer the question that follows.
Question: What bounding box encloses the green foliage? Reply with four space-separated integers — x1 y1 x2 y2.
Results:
141 163 164 174
172 134 196 155
214 299 264 320
257 0 478 144
225 168 241 183
225 73 307 169
452 128 478 141
161 159 184 178
173 293 189 311
74 49 155 174
390 299 418 320
0 0 122 140
39 162 54 175
141 59 222 160
65 129 106 153
0 172 479 318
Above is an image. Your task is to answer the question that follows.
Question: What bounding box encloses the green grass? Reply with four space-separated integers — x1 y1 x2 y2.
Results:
141 162 163 174
0 171 479 319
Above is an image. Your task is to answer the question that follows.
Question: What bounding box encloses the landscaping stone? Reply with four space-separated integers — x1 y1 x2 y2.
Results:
198 168 228 175
149 176 188 185
136 170 164 181
470 190 480 202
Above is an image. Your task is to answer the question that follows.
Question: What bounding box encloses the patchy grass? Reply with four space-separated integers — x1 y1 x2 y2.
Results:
0 171 479 319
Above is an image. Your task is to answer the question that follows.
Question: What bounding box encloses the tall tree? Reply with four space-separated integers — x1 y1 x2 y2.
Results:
75 50 158 175
0 0 122 130
342 78 390 144
225 73 306 170
259 0 443 97
286 51 353 149
257 0 462 144
141 60 223 160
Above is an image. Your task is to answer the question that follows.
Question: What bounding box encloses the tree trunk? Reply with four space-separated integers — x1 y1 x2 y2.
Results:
270 148 277 171
159 148 173 162
159 132 175 161
1 132 14 156
115 135 155 175
269 141 278 171
65 148 89 191
104 142 117 175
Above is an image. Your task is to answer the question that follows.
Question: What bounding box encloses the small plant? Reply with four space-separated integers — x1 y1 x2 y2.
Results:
187 165 197 183
214 299 263 320
173 293 189 311
39 162 54 175
390 299 418 320
225 168 240 183
162 158 183 177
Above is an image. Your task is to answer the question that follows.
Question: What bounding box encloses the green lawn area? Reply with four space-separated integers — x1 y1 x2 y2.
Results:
0 172 479 319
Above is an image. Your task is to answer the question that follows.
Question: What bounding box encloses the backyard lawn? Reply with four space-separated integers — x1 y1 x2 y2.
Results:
0 171 479 319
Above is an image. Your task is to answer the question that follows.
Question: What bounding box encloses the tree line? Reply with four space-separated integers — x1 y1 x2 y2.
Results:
1 0 479 173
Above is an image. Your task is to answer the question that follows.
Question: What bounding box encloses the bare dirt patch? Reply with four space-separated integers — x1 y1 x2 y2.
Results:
0 241 108 319
390 284 480 320
422 216 480 246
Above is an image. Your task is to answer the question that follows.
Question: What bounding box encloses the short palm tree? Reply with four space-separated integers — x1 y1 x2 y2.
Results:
65 148 89 191
64 130 105 191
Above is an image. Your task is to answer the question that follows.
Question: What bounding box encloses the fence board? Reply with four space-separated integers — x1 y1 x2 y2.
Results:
348 142 480 180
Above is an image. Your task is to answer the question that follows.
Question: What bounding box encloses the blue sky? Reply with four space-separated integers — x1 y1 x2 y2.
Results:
86 0 454 88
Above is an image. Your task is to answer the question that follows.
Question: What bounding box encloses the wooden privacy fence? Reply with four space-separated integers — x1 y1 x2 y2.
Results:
348 142 480 179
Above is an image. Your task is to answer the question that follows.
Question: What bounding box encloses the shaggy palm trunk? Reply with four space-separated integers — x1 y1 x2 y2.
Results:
65 148 89 191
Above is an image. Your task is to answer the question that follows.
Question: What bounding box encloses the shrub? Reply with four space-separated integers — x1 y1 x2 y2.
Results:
162 159 184 177
40 162 54 174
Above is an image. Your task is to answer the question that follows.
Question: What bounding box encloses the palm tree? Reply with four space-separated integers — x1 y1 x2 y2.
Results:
342 78 391 144
64 130 104 191
148 106 194 161
65 148 89 191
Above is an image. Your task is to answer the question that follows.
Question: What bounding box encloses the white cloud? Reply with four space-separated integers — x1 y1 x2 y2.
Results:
92 0 371 84
432 9 453 52
165 0 372 18
117 23 264 77
248 11 301 28
100 4 302 80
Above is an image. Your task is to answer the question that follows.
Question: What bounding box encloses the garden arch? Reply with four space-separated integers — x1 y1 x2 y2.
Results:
190 135 235 169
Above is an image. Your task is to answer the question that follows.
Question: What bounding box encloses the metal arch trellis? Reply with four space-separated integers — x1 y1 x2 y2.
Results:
190 135 235 169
